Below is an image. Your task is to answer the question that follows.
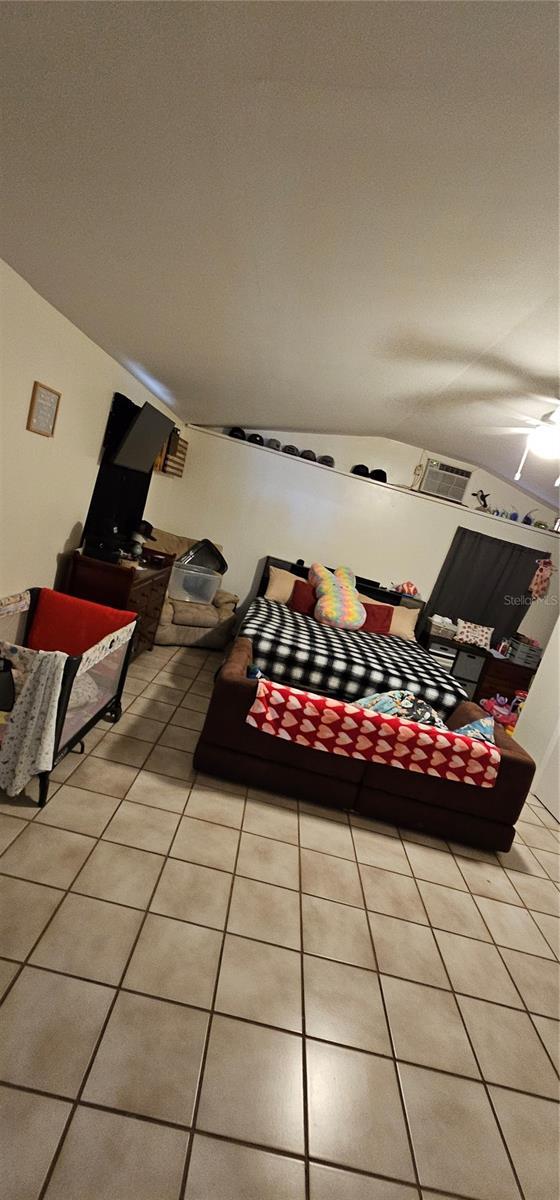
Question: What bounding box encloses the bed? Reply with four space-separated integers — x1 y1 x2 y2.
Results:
193 556 535 848
241 596 467 718
240 555 467 718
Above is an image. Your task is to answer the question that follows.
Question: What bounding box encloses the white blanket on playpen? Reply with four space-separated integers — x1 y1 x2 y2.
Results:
0 642 66 796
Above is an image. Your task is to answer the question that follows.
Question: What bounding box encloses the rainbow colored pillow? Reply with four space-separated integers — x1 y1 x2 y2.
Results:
308 563 366 630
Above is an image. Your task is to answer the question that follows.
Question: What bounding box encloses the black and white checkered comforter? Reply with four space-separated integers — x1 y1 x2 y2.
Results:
240 598 467 718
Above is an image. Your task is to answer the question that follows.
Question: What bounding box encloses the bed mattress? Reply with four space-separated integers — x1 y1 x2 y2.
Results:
240 597 468 717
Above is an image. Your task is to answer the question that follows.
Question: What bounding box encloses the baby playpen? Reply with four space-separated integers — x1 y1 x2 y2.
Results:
0 588 137 804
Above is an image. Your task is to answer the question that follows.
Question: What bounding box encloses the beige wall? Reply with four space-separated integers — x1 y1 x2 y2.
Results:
173 428 559 647
215 428 558 526
0 260 185 594
515 620 559 818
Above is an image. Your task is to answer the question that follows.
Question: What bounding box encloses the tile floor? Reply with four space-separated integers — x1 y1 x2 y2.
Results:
0 643 558 1200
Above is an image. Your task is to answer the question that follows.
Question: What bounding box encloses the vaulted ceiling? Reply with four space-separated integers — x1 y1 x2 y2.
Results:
1 2 558 503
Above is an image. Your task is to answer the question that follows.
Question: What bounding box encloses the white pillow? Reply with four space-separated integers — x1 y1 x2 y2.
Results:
264 566 297 604
454 619 493 649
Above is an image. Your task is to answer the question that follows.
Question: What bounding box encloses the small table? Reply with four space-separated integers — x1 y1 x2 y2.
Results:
64 552 172 657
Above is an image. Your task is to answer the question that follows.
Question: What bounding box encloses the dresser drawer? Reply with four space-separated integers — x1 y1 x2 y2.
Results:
131 575 167 604
454 649 485 683
129 587 153 616
476 661 535 703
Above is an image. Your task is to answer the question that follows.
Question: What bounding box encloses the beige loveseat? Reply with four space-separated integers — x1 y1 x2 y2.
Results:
150 529 239 649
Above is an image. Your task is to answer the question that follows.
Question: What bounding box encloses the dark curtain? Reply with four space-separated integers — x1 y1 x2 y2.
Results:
420 527 548 643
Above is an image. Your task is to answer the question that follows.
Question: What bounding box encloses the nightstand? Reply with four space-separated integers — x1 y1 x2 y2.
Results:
64 552 172 657
474 654 537 705
426 635 537 703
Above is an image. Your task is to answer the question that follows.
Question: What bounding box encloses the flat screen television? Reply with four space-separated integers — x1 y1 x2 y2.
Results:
112 402 174 473
82 394 175 552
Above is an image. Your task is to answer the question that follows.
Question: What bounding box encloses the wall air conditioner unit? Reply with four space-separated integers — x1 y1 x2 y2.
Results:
419 459 471 503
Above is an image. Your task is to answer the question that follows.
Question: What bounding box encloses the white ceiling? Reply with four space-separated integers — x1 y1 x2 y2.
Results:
1 2 558 504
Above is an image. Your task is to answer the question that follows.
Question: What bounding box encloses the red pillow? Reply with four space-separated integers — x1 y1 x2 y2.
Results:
289 579 316 616
27 589 136 657
360 602 393 634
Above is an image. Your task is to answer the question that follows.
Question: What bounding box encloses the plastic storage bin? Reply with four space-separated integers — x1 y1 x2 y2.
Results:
169 562 221 604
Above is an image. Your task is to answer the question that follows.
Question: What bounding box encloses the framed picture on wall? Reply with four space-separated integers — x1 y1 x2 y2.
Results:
26 381 61 437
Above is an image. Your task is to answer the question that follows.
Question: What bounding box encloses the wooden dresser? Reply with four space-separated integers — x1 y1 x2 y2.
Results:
426 635 538 704
474 654 537 705
64 552 172 657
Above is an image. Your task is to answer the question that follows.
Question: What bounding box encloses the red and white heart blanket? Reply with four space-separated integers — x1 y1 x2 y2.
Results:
247 680 501 787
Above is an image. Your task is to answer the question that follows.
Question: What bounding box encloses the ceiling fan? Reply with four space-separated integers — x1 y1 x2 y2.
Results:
501 400 560 487
390 336 560 489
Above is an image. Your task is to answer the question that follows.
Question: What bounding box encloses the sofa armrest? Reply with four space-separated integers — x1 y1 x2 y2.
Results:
448 701 535 769
215 589 238 610
158 598 175 627
219 636 254 686
197 637 257 746
447 701 487 730
214 591 238 622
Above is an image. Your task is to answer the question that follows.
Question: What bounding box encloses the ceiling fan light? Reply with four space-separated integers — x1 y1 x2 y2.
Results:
514 444 528 481
527 423 560 460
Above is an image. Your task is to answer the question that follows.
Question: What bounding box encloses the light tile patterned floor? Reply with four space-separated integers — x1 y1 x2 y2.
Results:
0 644 558 1200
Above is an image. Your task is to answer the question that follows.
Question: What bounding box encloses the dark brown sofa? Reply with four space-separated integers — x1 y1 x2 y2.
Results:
193 637 536 851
